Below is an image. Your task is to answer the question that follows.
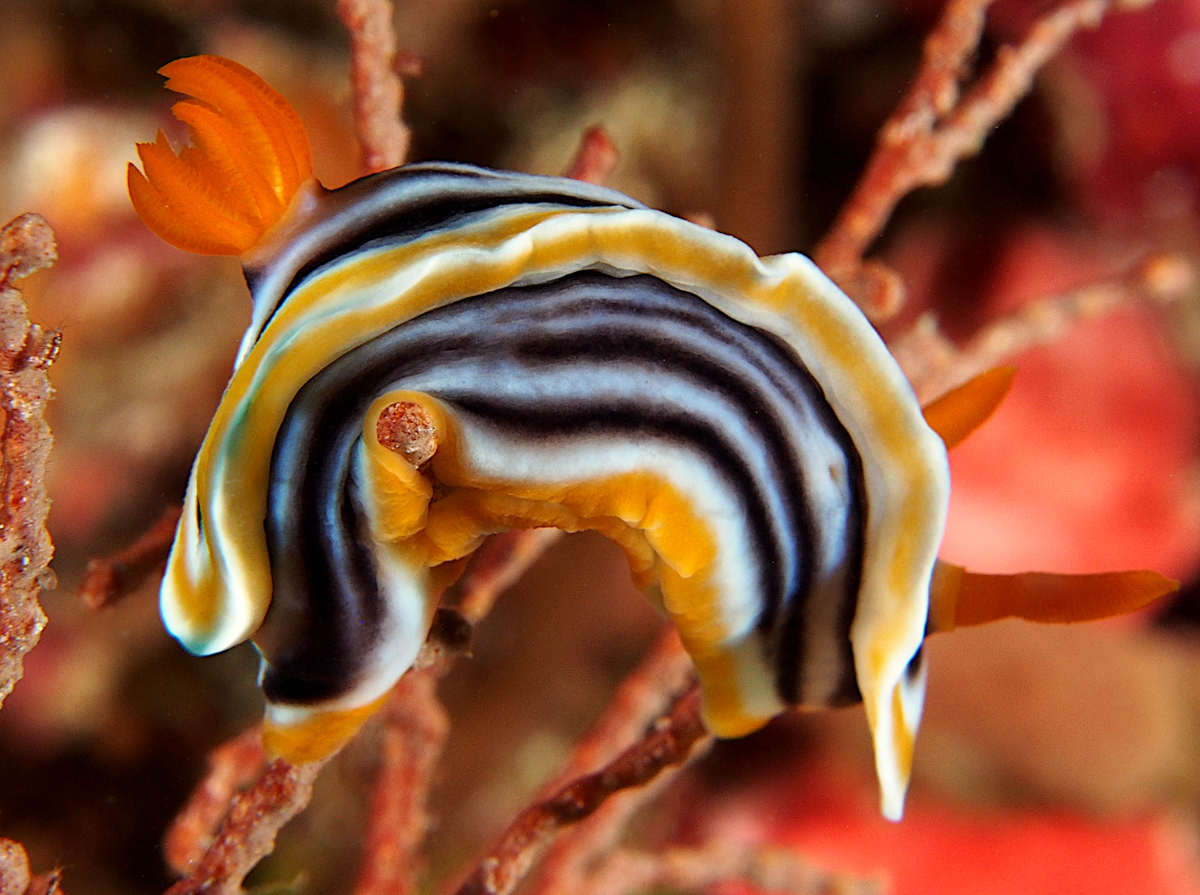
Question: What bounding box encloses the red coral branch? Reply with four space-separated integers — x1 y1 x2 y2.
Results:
164 758 327 895
526 628 695 895
451 686 709 895
814 0 1123 319
79 505 182 610
893 251 1194 401
563 126 619 186
337 0 413 173
163 726 268 877
352 670 450 895
452 529 564 624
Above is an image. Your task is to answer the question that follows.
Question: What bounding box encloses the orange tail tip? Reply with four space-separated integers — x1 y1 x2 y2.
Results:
128 55 314 255
929 560 1179 632
922 366 1016 450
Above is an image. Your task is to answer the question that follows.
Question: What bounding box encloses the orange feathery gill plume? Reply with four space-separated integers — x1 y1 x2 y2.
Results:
128 55 314 255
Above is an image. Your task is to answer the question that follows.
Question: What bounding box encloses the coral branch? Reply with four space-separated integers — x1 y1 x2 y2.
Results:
815 0 1121 319
543 628 692 789
1 842 62 895
577 843 880 895
0 217 57 287
452 686 709 895
164 758 327 895
715 0 800 255
527 628 695 895
159 529 547 892
0 214 58 713
337 0 412 173
352 670 450 895
163 726 268 876
0 839 31 895
22 871 61 895
563 126 619 186
893 251 1194 401
529 768 681 895
452 529 563 624
79 505 182 610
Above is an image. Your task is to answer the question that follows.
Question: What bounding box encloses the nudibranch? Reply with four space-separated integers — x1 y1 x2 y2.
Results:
130 55 1175 820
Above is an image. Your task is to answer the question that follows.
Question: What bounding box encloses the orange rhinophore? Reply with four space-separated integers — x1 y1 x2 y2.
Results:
127 55 314 255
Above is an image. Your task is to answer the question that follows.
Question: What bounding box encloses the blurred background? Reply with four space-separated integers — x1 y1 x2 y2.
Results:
2 0 1200 892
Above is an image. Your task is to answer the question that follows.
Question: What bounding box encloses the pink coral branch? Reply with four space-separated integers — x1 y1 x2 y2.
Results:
577 843 880 895
452 529 564 624
79 505 182 610
893 251 1194 401
352 670 450 895
563 126 619 186
451 686 709 895
164 758 327 895
526 628 695 895
815 0 1124 319
163 726 268 877
337 0 413 173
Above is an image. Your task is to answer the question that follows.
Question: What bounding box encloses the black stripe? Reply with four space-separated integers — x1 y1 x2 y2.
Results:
243 163 641 347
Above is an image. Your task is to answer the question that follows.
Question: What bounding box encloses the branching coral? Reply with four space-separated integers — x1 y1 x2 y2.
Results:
893 251 1196 402
451 686 708 895
5 0 1187 893
812 0 1152 321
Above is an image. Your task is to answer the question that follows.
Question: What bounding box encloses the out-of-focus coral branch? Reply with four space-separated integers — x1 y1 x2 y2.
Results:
21 871 61 895
164 758 327 895
563 126 619 186
451 686 709 895
353 670 450 895
157 498 556 893
163 725 268 877
452 529 564 624
541 628 692 789
528 766 681 895
0 840 62 895
0 213 58 712
337 0 413 173
79 505 182 610
814 0 1128 320
353 538 554 895
894 251 1195 401
576 843 880 895
527 628 695 895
